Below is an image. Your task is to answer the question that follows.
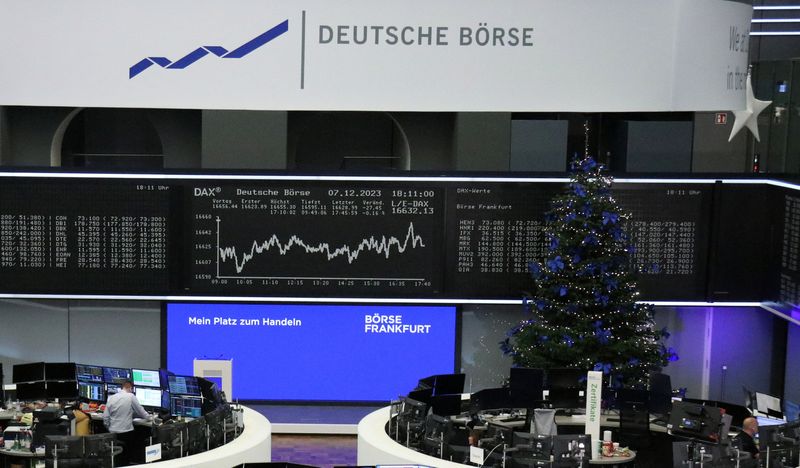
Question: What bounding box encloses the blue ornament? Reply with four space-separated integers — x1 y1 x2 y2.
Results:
628 357 640 366
581 204 592 217
593 362 612 374
595 328 611 344
549 236 560 250
605 277 618 291
601 211 619 225
667 347 680 362
559 286 568 296
563 335 574 348
594 291 610 306
547 256 565 271
573 184 587 197
528 261 543 279
583 233 598 246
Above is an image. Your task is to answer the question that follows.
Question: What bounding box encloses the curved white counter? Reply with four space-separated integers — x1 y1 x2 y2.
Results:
357 407 467 467
131 406 271 467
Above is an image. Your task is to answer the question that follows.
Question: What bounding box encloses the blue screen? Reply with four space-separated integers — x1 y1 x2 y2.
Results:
166 303 457 401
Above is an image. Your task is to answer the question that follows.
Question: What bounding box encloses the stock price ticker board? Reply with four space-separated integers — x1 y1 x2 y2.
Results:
187 182 445 296
0 178 172 294
0 174 713 300
444 182 712 300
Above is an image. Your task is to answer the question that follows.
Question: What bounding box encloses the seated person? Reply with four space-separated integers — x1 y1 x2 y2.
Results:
71 407 91 436
732 416 759 459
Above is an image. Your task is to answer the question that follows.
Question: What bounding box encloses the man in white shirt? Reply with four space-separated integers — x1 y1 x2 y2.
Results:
103 381 151 466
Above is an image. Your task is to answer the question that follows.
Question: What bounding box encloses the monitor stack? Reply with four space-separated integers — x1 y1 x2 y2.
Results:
168 375 203 419
13 362 79 401
132 368 167 410
76 364 106 403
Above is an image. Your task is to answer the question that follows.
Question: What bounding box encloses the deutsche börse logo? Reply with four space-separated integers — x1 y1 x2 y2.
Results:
129 20 289 79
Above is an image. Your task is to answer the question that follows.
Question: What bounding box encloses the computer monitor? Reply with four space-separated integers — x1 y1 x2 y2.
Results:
510 367 545 407
432 373 466 396
614 388 649 410
485 421 514 446
430 394 463 417
13 362 45 383
135 387 164 408
469 387 512 413
552 434 592 464
668 400 723 444
785 400 800 423
204 408 226 449
197 377 223 405
546 368 585 410
79 381 105 402
168 375 201 396
106 383 123 396
547 368 585 390
715 401 751 429
171 396 203 418
132 368 161 388
516 432 553 453
153 421 187 460
186 417 208 455
76 364 104 383
755 392 784 420
84 433 117 459
102 367 131 385
418 373 465 396
16 381 47 400
45 363 76 382
407 388 434 405
648 372 672 415
758 422 790 451
46 381 78 400
45 435 84 459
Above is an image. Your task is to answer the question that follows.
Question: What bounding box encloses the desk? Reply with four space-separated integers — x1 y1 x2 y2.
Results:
0 446 44 468
127 406 270 468
554 414 669 434
589 452 636 465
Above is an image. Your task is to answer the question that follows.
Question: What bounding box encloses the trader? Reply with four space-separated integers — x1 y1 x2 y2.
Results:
103 381 152 466
733 416 759 459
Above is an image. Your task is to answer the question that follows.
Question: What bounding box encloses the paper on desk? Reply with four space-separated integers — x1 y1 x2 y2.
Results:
470 445 484 465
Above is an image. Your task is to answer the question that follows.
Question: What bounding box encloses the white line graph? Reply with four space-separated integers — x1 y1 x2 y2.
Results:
215 217 427 278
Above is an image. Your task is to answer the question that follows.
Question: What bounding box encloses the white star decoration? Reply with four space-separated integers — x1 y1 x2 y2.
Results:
728 73 772 142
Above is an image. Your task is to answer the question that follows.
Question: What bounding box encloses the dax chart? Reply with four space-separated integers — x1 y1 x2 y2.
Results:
187 182 445 296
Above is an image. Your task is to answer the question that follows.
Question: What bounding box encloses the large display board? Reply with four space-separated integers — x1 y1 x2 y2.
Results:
165 303 457 401
444 182 711 300
0 173 722 300
780 189 800 305
0 178 172 293
188 182 443 297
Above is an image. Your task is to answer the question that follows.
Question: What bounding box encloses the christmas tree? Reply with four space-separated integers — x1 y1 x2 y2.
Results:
501 155 676 387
